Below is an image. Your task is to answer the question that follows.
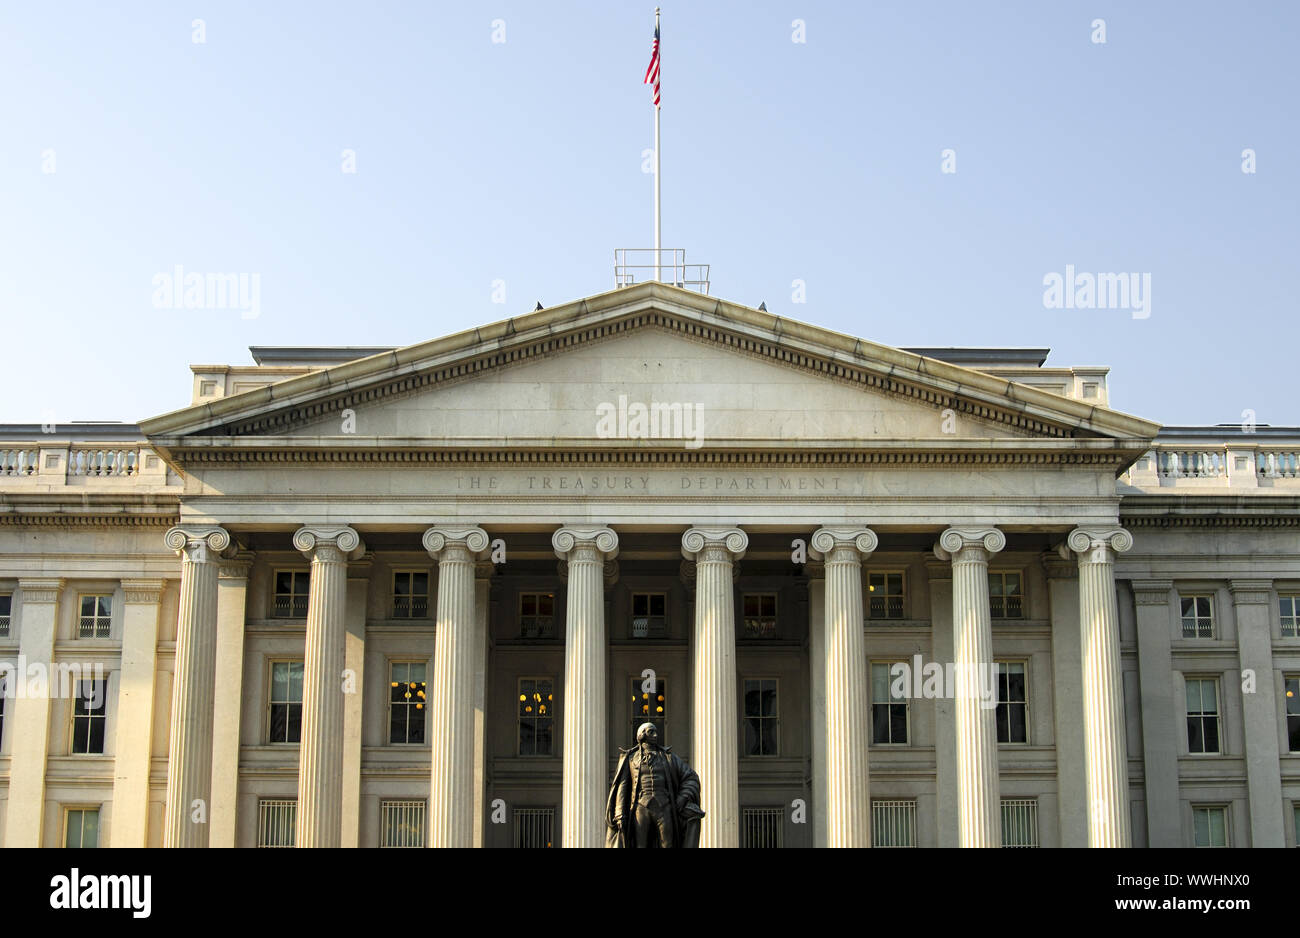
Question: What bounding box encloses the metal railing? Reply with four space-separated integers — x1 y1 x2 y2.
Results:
615 249 710 294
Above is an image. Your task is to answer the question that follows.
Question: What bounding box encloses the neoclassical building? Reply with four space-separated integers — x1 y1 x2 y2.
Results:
1 282 1297 848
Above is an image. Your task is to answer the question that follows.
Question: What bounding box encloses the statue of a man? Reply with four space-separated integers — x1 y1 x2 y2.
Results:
606 722 704 848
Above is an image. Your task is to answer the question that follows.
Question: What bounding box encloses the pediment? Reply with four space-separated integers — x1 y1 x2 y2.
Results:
140 283 1159 467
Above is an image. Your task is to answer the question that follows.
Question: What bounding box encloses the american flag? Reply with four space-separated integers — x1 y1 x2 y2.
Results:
644 23 660 108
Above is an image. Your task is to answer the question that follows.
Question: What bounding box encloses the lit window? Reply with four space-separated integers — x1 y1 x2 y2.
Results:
268 661 303 743
518 676 555 756
78 595 111 638
64 808 100 848
742 678 778 756
1281 595 1300 638
1193 805 1228 847
1180 595 1214 639
519 592 555 638
631 593 667 638
389 661 428 745
872 800 917 847
742 593 778 638
0 592 10 637
272 571 309 618
514 807 554 848
988 573 1022 619
258 799 296 847
381 800 426 847
871 663 908 745
1001 799 1039 847
1186 678 1221 754
741 807 783 848
867 572 905 619
392 572 429 618
631 677 666 741
996 662 1028 744
1286 676 1300 753
70 679 107 754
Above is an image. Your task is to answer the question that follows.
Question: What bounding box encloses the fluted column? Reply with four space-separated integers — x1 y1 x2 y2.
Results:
424 526 490 848
163 525 230 848
937 526 1005 847
293 525 362 848
554 526 619 848
1068 527 1133 848
681 526 748 848
810 527 878 847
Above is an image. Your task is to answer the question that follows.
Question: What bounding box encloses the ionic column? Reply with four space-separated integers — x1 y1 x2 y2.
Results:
424 526 490 848
553 526 619 848
163 525 230 848
937 526 1005 847
111 578 165 847
681 526 748 848
3 578 64 847
1068 527 1134 848
810 527 878 847
293 525 363 848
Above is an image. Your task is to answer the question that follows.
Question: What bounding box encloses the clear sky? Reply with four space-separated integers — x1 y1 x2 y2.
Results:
2 1 1296 427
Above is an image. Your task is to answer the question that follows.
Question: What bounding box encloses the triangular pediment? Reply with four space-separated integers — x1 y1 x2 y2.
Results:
140 283 1159 467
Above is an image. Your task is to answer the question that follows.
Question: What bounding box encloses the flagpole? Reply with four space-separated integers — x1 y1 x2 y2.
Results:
653 7 661 282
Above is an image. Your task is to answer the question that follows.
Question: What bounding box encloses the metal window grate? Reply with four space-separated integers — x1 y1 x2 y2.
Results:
514 807 555 848
258 799 297 847
742 807 783 848
1001 799 1039 847
1281 595 1299 638
381 800 426 847
872 800 917 847
78 594 112 638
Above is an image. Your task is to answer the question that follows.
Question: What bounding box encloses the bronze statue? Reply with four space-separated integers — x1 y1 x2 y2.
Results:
606 722 704 847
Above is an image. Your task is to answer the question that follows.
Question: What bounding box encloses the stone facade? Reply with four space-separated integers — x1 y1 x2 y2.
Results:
1 282 1297 847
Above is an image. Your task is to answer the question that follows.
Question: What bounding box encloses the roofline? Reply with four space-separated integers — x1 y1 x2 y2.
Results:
901 347 1051 368
249 346 399 366
0 422 144 442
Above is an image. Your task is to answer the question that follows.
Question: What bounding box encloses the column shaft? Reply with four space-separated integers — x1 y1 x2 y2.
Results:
110 579 165 847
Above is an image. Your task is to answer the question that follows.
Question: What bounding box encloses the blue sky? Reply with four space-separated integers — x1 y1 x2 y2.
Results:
1 1 1295 426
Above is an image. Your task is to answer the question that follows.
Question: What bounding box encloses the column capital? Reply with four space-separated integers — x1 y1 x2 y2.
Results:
935 526 1005 561
809 527 877 561
295 525 364 561
681 526 748 561
218 549 256 580
165 525 231 561
17 577 65 603
1229 579 1273 605
121 578 166 605
1065 527 1133 562
552 525 619 561
423 526 490 559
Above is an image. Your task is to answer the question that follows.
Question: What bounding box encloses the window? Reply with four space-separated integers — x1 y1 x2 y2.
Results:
872 800 917 847
269 661 304 743
631 678 666 740
867 572 905 619
389 661 427 745
742 593 778 638
1180 595 1214 638
995 662 1028 744
1193 805 1228 847
64 808 100 848
391 571 429 618
871 663 908 745
988 573 1022 619
272 571 309 618
1281 595 1300 638
70 679 107 754
514 807 554 848
1286 677 1300 752
1186 678 1221 754
742 678 778 756
0 592 10 637
519 592 555 638
1001 799 1039 847
518 676 555 756
381 800 426 847
741 807 783 848
78 594 111 638
631 593 667 638
258 799 296 847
